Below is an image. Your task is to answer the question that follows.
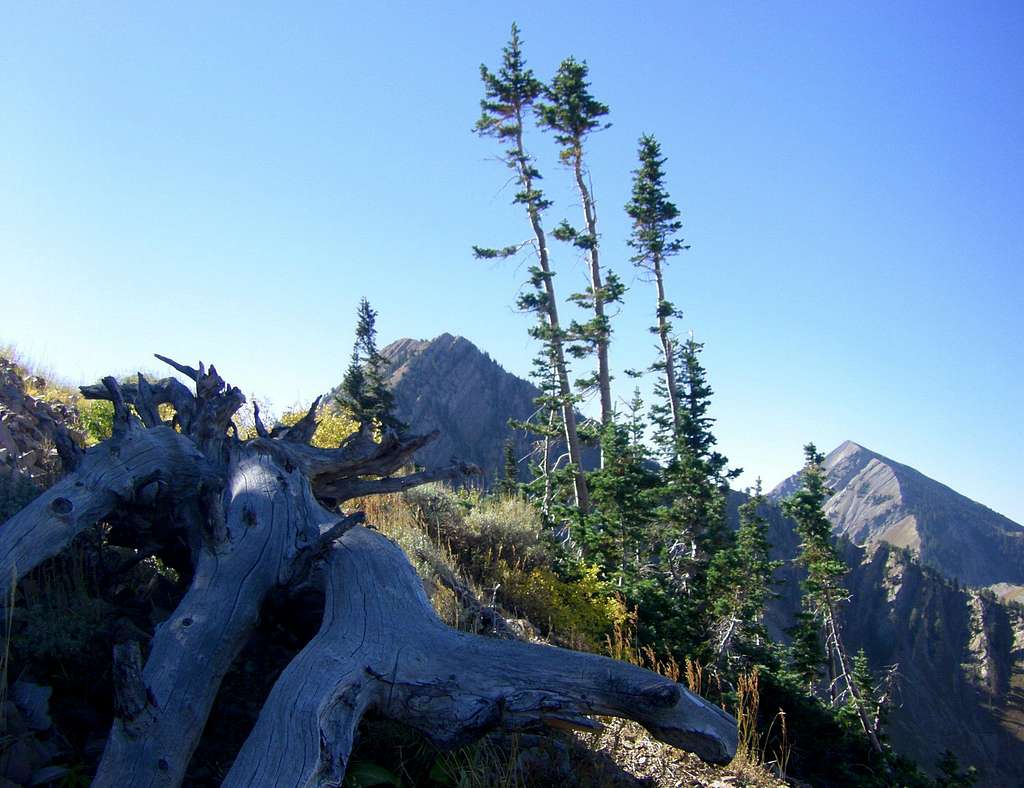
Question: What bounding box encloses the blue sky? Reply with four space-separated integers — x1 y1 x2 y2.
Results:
2 2 1022 521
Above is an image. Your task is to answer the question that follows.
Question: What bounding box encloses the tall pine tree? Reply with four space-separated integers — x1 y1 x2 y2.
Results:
658 338 738 605
625 134 688 441
537 57 623 429
474 23 590 513
336 298 402 434
706 479 780 659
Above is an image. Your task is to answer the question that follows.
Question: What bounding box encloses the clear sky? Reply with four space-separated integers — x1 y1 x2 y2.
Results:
2 2 1022 522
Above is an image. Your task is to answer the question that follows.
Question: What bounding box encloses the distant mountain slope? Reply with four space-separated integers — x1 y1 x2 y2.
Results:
770 440 1024 588
731 491 1024 786
378 334 598 486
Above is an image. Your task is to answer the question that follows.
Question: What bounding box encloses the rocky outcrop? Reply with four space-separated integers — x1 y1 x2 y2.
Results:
376 334 599 486
770 440 1024 588
0 359 81 517
843 546 1024 785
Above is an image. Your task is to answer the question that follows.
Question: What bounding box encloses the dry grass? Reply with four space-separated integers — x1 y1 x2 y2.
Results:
432 734 524 788
354 491 482 631
728 668 791 783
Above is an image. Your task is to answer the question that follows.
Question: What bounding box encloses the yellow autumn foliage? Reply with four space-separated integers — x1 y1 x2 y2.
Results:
277 404 358 448
496 562 627 650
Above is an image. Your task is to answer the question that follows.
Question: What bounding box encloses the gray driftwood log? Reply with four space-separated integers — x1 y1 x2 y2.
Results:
0 356 737 787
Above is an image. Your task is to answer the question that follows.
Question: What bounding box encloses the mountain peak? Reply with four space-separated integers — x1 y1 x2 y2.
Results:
773 439 1024 587
830 439 866 456
372 333 598 485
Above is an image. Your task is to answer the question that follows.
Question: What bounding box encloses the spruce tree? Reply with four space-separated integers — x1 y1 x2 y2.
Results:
511 329 571 519
537 57 622 429
581 419 660 592
496 439 520 496
658 338 738 605
784 443 882 753
706 479 780 659
787 610 825 688
336 298 402 433
474 24 590 513
935 750 979 788
625 134 688 438
339 347 366 424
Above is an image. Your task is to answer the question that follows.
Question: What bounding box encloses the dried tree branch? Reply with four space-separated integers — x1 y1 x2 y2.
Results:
315 462 479 501
282 395 322 444
0 426 218 599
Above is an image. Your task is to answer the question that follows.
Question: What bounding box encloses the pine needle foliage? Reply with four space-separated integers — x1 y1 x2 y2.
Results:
336 298 403 433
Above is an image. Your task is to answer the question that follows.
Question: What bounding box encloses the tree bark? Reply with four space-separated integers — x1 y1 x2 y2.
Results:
92 449 332 787
0 423 216 599
512 109 591 514
573 150 613 429
652 255 682 435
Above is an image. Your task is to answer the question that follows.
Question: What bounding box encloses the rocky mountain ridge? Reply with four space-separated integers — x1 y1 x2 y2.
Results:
770 440 1024 590
379 334 599 486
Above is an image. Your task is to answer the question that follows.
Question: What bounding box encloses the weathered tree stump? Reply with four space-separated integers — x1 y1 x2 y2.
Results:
0 356 736 787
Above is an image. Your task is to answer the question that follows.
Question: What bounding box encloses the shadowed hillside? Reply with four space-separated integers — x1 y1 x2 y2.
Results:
747 490 1024 786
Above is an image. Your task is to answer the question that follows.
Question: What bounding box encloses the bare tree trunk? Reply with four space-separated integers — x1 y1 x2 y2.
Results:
572 153 613 429
513 120 591 514
824 600 883 754
542 409 554 518
653 255 682 433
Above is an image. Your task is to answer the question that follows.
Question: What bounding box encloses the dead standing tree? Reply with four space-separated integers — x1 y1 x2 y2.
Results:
0 355 736 787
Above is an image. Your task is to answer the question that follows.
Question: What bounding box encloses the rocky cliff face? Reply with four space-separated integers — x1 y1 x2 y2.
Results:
841 544 1024 785
750 491 1024 785
380 334 598 486
771 440 1024 589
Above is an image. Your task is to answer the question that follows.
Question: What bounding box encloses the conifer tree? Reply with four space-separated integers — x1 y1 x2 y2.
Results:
935 749 979 788
788 610 825 688
474 23 590 513
706 479 780 658
511 330 570 519
339 347 366 423
336 298 402 433
496 439 520 496
582 418 660 592
626 134 688 437
784 443 882 753
659 338 738 602
537 57 623 428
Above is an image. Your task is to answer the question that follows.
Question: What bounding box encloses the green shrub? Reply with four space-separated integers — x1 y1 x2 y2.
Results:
454 495 549 574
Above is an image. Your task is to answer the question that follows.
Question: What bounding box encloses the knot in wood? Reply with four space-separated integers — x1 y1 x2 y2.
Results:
50 497 73 516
